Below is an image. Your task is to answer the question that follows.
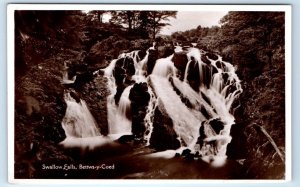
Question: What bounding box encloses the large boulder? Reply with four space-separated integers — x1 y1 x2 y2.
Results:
172 52 188 80
146 49 158 75
157 45 174 58
149 101 181 151
80 75 110 135
129 83 150 138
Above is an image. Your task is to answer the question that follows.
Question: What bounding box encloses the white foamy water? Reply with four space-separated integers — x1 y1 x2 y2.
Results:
150 75 201 148
107 85 133 135
60 44 242 166
62 92 100 138
61 61 76 84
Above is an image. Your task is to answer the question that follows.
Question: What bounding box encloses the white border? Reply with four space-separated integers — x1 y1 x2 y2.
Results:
7 4 292 184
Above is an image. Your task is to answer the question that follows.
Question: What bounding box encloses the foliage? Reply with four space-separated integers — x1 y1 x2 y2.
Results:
110 11 177 39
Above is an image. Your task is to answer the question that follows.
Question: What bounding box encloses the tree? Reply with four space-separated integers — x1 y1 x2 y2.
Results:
218 11 285 76
147 11 177 39
110 11 177 39
110 11 139 33
88 11 109 23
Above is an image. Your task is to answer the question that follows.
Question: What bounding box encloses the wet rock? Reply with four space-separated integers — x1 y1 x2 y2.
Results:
216 61 223 69
137 50 147 60
206 52 218 60
202 64 212 88
129 83 151 138
81 75 109 135
186 58 201 92
147 49 158 75
118 135 135 144
73 71 94 88
172 52 188 80
150 104 181 151
197 121 206 149
157 45 174 58
70 91 80 103
201 55 211 65
209 118 224 134
181 148 191 157
222 72 229 83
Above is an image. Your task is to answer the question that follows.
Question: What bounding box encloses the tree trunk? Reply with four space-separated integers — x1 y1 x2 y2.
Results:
127 11 132 34
98 13 102 23
253 124 284 162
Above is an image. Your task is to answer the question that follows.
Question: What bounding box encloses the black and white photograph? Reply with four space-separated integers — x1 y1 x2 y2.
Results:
8 4 291 181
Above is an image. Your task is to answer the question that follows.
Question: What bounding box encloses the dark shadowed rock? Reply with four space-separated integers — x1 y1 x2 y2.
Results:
202 64 212 88
147 49 158 75
181 148 191 156
206 52 218 61
201 54 211 65
73 71 94 88
118 135 135 144
216 61 223 69
157 45 174 58
186 58 201 92
209 118 224 134
150 104 181 151
129 83 151 138
81 75 109 136
172 52 188 80
114 85 126 105
196 121 206 149
180 148 196 161
138 50 147 60
70 91 80 103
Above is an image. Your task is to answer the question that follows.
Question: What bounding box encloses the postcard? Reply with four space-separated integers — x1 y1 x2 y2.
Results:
7 4 291 183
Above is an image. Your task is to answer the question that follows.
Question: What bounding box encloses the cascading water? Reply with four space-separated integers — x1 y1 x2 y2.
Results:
101 44 242 162
62 61 76 84
60 42 242 166
107 85 133 135
149 46 241 164
143 87 157 145
103 43 158 139
61 92 100 138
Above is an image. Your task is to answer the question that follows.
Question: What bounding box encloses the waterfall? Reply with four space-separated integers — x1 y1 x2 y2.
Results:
149 46 242 163
61 61 76 84
107 85 133 135
152 55 176 77
143 87 157 145
61 92 100 138
150 75 202 148
60 43 242 165
104 46 156 138
105 60 133 136
184 47 204 85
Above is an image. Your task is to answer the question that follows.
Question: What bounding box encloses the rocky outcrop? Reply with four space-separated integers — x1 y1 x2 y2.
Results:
129 83 150 139
14 57 70 178
85 35 131 68
146 49 158 75
80 75 110 135
149 102 181 151
113 57 135 104
157 45 174 58
172 52 188 80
